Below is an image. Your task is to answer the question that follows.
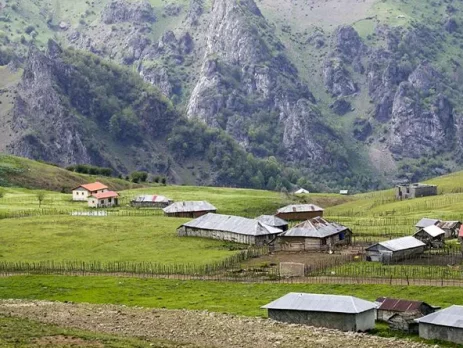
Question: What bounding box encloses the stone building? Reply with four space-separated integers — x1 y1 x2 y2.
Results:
395 183 437 200
416 305 463 344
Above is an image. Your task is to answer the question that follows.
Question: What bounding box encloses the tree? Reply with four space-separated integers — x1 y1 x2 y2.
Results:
37 192 46 207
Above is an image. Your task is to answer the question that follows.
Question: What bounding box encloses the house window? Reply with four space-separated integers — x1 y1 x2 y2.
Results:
339 232 345 241
108 198 112 203
321 238 327 245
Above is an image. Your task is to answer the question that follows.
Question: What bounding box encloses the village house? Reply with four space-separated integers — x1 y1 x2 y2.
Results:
72 182 108 201
163 201 217 218
339 190 349 195
275 204 324 221
415 218 440 231
177 213 282 246
437 221 461 239
365 236 425 262
375 297 438 333
88 191 119 208
256 215 289 231
415 305 463 344
278 217 352 251
262 293 377 332
130 195 173 208
395 183 437 200
413 225 446 248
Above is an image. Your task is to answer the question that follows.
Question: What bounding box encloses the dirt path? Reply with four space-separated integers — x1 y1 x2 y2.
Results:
0 300 430 348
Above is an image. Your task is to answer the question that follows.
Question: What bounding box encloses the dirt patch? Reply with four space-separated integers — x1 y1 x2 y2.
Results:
0 300 428 348
34 335 104 347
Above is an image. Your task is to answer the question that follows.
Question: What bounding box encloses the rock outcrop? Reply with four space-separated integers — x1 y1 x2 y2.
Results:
101 0 156 24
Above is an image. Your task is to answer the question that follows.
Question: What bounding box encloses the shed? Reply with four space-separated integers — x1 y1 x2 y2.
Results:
130 195 173 208
414 225 445 248
279 217 352 251
72 182 108 201
177 213 282 246
375 297 437 323
163 201 217 218
416 305 463 344
275 204 324 221
437 221 461 239
88 191 119 208
294 188 310 194
365 236 425 262
388 313 420 333
415 218 440 230
256 215 289 231
262 293 376 332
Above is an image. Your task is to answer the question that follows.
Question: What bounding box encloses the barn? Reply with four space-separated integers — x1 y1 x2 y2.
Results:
415 218 440 231
72 182 108 201
413 225 446 248
365 236 425 262
262 293 376 332
416 305 463 344
163 201 217 218
130 195 173 208
88 191 119 208
177 213 282 246
275 204 324 221
437 221 461 239
256 215 289 231
278 217 352 251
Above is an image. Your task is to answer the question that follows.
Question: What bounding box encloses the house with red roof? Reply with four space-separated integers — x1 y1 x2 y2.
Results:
72 182 109 201
88 191 119 208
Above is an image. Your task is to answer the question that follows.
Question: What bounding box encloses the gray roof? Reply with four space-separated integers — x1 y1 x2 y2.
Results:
163 201 217 213
294 188 310 194
281 217 349 238
181 213 282 236
262 293 377 314
277 204 324 214
420 225 445 237
366 236 425 252
415 218 440 228
256 215 288 227
132 194 172 203
415 305 463 328
438 221 461 229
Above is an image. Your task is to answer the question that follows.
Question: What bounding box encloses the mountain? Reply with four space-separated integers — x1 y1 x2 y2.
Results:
1 0 463 191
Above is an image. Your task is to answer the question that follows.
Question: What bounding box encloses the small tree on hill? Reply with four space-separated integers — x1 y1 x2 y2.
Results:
37 192 46 207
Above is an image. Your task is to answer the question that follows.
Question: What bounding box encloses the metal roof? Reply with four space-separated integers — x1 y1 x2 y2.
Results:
415 218 440 228
376 297 429 312
366 236 425 252
132 195 171 203
415 305 463 328
277 204 324 213
294 188 310 194
73 182 108 192
163 201 217 213
262 293 377 314
90 191 119 199
420 225 445 238
438 221 461 229
181 213 282 236
281 217 349 238
256 215 288 227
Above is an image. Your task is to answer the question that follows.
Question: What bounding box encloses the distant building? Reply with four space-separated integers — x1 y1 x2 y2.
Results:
414 225 445 248
88 191 119 208
275 204 324 221
365 236 425 262
416 305 463 344
177 213 282 246
256 215 289 231
415 218 440 231
395 183 437 200
262 293 376 332
294 188 310 194
437 221 461 239
72 182 108 201
339 190 349 195
278 217 352 251
130 195 173 208
163 201 217 218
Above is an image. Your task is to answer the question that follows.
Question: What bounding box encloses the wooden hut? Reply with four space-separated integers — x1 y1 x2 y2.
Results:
415 218 440 231
278 217 352 251
413 225 445 248
275 204 323 221
163 201 217 218
177 213 282 246
365 237 425 262
130 195 173 208
437 221 461 239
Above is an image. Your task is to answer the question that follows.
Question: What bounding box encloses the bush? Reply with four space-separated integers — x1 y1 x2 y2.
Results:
130 171 148 183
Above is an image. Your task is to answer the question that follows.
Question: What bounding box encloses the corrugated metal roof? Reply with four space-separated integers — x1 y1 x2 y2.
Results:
376 297 427 312
420 225 445 237
277 204 324 213
262 293 377 314
132 195 171 203
181 213 282 236
90 191 119 199
415 305 463 328
256 215 288 227
281 217 349 238
163 201 217 213
74 182 108 192
366 236 425 252
415 218 440 228
438 221 461 229
294 188 310 194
